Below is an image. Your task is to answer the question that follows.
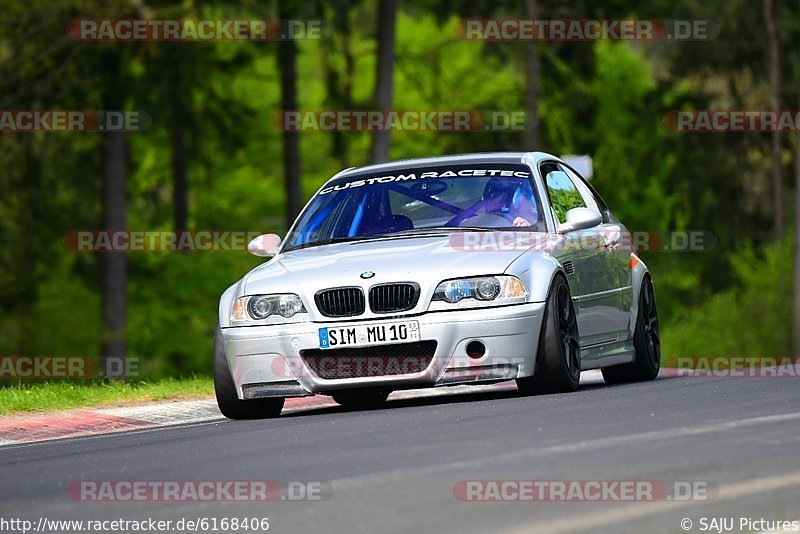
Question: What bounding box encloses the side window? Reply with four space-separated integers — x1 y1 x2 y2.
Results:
559 164 613 223
541 164 586 224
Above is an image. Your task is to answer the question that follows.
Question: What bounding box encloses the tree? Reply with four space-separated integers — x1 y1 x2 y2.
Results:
794 103 800 355
763 0 784 238
321 0 358 168
101 131 127 378
171 66 189 231
279 0 303 228
101 59 128 379
136 0 259 232
786 2 800 358
370 0 398 163
523 0 540 150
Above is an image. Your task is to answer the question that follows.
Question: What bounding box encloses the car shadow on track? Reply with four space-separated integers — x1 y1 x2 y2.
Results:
276 375 672 418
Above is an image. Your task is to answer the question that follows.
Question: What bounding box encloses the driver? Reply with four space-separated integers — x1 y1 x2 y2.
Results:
482 177 538 227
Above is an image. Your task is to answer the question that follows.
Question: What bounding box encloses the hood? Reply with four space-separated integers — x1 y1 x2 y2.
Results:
244 232 549 299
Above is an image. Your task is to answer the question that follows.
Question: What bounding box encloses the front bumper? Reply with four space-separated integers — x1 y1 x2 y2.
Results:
220 302 545 399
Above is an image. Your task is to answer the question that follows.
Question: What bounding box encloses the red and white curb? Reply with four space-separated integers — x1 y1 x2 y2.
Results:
0 371 604 447
0 397 323 447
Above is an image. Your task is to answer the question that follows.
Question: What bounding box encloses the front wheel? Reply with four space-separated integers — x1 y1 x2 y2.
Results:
214 326 284 420
517 274 581 395
601 275 660 384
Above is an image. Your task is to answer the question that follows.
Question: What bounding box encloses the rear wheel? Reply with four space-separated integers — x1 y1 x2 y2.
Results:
517 275 581 395
332 390 391 409
601 275 660 384
214 326 284 420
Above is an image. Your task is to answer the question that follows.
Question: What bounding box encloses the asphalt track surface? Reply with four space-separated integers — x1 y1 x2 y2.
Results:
0 374 798 534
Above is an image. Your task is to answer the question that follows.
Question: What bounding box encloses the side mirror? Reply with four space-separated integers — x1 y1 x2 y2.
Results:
558 207 602 233
247 233 282 257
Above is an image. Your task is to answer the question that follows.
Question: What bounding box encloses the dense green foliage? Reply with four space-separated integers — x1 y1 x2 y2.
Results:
663 235 794 358
0 0 797 380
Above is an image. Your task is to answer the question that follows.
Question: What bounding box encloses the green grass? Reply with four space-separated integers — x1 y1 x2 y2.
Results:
0 377 214 416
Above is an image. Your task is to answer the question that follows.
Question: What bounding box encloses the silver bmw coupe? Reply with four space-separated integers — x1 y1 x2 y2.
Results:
214 152 660 419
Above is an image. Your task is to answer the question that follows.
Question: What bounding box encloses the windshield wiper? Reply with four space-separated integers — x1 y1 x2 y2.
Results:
286 227 499 252
285 236 367 252
372 226 495 237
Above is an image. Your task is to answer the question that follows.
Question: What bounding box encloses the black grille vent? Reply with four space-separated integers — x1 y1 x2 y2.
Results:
369 283 420 313
563 261 575 275
315 287 365 317
301 341 438 380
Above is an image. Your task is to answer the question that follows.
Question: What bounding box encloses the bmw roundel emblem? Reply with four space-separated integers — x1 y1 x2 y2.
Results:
360 271 375 279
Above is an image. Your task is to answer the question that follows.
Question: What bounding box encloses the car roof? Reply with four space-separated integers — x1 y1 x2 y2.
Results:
327 151 563 183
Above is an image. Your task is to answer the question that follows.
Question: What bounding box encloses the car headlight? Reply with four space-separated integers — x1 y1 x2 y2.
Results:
431 275 527 308
231 294 307 322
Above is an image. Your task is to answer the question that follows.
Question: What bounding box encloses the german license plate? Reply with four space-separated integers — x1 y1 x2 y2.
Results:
318 320 420 349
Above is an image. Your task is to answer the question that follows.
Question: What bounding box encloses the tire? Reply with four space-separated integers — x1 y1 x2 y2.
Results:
214 326 284 420
517 274 581 395
601 275 660 384
331 390 391 409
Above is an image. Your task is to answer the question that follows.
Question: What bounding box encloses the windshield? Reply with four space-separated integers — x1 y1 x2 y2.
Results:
284 163 545 251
